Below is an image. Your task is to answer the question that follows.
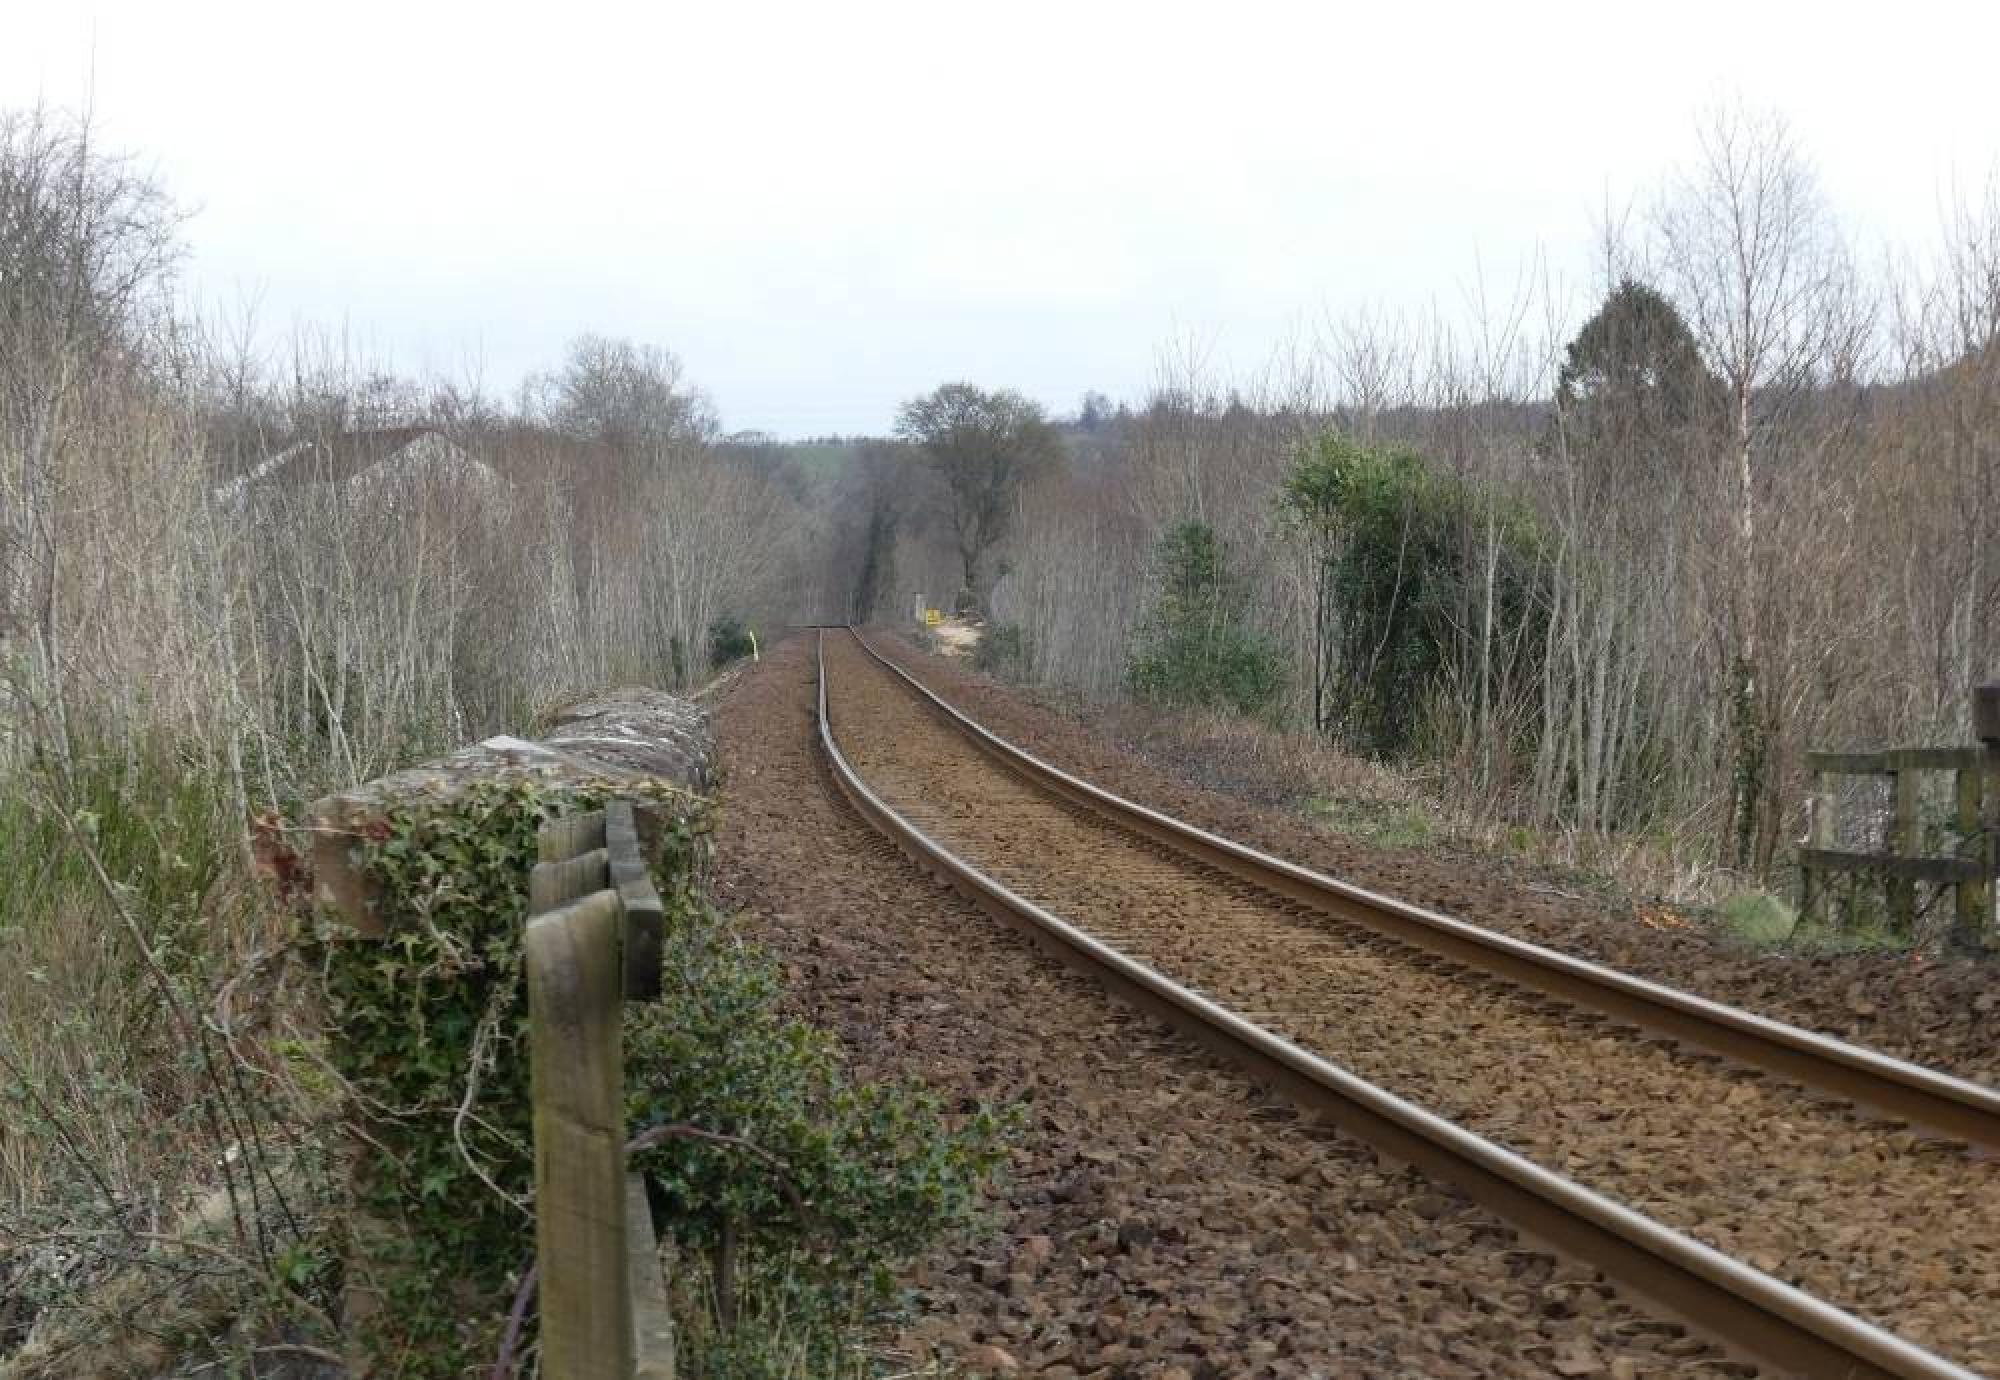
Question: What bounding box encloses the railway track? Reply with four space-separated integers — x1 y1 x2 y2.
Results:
815 627 1998 1379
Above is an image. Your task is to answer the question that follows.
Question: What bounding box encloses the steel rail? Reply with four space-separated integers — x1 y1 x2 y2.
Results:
815 630 1980 1380
846 628 2000 1152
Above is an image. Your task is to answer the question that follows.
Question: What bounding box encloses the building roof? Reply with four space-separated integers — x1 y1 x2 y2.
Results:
238 426 441 489
214 426 503 509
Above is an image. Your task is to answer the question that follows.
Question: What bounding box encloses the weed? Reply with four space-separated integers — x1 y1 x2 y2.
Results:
1717 892 1798 948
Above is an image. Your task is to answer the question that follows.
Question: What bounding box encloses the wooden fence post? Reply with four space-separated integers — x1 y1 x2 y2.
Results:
1956 761 1988 943
607 801 665 1000
541 809 609 865
526 890 633 1380
628 1173 677 1378
1887 765 1919 932
1975 685 2000 943
1803 767 1833 924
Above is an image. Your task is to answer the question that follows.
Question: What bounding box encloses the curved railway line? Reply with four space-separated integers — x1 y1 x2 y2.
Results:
814 627 1999 1379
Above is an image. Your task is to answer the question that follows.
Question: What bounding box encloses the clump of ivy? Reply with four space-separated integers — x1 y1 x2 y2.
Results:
628 908 1013 1378
304 777 709 1376
303 775 1008 1379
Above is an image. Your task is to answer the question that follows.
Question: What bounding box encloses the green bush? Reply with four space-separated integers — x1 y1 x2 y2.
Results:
1125 521 1283 716
0 738 233 961
628 906 1011 1376
975 622 1032 678
708 616 759 670
1281 434 1552 757
1719 891 1797 947
304 779 1006 1378
0 739 267 1360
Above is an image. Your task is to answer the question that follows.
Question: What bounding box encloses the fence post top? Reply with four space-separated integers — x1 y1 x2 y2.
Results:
1976 683 2000 746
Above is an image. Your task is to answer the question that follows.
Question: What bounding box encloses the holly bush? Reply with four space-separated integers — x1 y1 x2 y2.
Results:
628 905 1011 1375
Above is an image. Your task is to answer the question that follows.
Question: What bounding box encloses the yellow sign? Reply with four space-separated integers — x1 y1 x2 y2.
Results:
924 608 942 626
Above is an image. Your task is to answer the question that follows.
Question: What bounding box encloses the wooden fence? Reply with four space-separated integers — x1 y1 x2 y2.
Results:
1798 685 2000 942
526 800 675 1379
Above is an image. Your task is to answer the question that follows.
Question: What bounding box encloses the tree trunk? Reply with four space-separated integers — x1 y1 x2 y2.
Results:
1730 381 1764 870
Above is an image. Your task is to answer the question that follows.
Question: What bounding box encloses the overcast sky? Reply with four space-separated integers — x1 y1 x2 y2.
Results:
7 0 1999 437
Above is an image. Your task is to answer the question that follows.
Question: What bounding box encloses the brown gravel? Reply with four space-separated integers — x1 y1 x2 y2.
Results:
865 632 2000 1091
712 634 1744 1378
827 632 2000 1373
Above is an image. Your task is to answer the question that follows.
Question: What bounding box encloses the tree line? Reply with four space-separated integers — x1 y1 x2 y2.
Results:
830 104 2000 891
0 102 810 1350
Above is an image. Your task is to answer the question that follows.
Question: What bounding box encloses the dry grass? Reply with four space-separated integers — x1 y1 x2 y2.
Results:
0 741 331 1370
1077 695 1751 911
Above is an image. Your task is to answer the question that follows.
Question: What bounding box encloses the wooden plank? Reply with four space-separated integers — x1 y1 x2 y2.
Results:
1975 683 2000 744
1797 848 1989 884
530 850 611 918
1887 769 1919 931
627 1172 676 1379
614 866 665 1003
526 890 633 1380
1892 747 1983 771
1955 765 1989 942
606 802 665 1000
1809 771 1834 850
1805 751 1892 775
1805 748 1981 774
605 800 641 859
541 810 608 864
1802 770 1833 924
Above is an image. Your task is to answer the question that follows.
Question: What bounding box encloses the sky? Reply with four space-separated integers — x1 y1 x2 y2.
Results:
5 0 1999 437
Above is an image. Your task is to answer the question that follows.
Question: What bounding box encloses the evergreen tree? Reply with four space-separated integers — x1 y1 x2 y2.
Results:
1125 522 1282 715
1554 278 1721 488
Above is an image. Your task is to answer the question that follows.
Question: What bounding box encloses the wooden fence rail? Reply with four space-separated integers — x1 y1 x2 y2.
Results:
527 800 675 1379
1798 684 2000 943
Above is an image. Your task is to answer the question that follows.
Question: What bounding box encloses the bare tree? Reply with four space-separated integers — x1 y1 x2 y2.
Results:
1655 101 1855 868
528 334 716 455
0 105 182 736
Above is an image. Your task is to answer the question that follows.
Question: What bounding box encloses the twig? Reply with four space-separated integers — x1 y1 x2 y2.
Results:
0 1041 124 1218
624 1122 810 1222
489 1258 537 1380
452 983 531 1218
253 1342 344 1365
45 785 261 1261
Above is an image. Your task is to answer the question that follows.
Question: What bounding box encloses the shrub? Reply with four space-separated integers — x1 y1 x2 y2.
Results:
0 739 298 1367
302 778 1007 1379
1720 891 1797 947
1125 521 1283 716
1281 434 1552 758
975 623 1032 679
708 616 758 670
628 907 1011 1376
